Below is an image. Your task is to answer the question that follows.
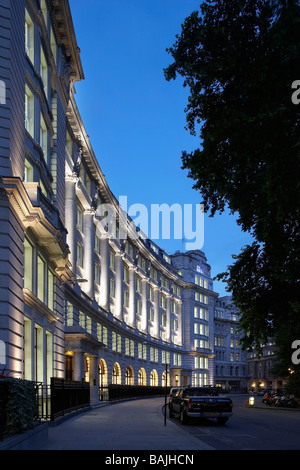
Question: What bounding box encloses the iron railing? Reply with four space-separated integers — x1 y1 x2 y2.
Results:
99 384 171 402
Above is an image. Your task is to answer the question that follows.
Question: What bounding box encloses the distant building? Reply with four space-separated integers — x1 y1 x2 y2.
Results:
214 296 248 392
247 343 285 393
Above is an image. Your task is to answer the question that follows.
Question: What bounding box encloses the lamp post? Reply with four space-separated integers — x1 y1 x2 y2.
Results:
164 363 169 426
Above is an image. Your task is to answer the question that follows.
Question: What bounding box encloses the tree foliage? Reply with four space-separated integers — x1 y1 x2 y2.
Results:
164 0 300 373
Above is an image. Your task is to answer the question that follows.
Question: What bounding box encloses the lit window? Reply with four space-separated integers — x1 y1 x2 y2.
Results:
24 239 33 291
25 85 34 137
48 269 54 311
37 256 45 302
40 113 48 162
40 46 48 98
25 9 34 63
24 159 34 182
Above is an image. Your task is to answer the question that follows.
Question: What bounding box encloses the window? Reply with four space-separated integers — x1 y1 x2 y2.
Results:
79 312 85 329
136 276 141 293
194 292 208 304
194 306 208 320
95 232 101 254
148 285 154 302
123 265 129 283
137 299 142 316
173 353 182 366
124 290 129 308
40 46 48 98
86 316 92 334
50 26 57 63
25 85 34 137
110 278 115 298
194 275 208 289
37 256 45 302
162 350 170 364
40 114 48 162
160 313 166 327
159 293 166 309
25 9 34 63
194 373 208 387
112 332 121 352
24 159 34 182
24 239 33 291
97 324 107 346
48 269 54 311
148 307 154 322
150 347 158 362
110 250 115 271
95 262 100 285
194 356 208 369
77 204 83 232
77 242 83 267
66 302 73 326
194 322 209 336
125 338 134 357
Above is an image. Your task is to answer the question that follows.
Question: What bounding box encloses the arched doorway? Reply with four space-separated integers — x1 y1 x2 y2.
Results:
99 359 107 387
125 365 134 385
150 369 158 386
112 362 121 384
162 370 169 387
138 368 146 386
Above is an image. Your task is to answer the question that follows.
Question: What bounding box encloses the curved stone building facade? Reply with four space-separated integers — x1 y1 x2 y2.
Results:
0 0 218 404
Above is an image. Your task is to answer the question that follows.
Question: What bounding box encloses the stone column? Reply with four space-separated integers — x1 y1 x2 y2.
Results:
153 287 159 338
99 235 109 311
166 294 171 342
129 267 136 327
177 301 183 346
83 208 95 298
65 176 77 275
73 350 85 382
88 355 99 405
114 252 124 319
141 278 148 332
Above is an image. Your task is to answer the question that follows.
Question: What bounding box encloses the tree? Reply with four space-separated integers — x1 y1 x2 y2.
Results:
164 0 300 373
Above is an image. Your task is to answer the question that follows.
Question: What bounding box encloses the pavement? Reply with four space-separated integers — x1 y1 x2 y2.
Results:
0 397 215 451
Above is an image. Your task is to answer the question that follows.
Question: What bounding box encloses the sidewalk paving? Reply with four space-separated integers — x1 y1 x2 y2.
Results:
1 397 215 451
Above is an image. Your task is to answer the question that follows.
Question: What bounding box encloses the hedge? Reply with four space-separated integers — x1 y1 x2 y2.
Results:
0 378 39 435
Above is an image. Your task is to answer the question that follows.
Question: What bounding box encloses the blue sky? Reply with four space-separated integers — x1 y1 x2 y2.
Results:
69 0 254 296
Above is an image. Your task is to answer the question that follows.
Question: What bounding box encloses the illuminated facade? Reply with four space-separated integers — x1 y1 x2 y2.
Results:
214 297 248 392
0 0 219 404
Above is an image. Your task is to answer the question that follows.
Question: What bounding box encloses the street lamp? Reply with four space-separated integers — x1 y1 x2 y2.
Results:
60 277 88 287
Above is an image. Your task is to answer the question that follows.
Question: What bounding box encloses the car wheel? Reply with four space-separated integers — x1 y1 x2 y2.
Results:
180 410 188 425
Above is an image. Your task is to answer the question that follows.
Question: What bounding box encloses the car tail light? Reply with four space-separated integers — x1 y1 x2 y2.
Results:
188 399 192 410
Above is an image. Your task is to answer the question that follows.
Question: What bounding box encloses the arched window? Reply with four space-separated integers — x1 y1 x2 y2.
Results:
112 362 121 384
125 366 134 385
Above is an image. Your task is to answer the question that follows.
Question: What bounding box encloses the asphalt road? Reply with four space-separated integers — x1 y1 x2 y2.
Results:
170 394 300 450
6 394 300 452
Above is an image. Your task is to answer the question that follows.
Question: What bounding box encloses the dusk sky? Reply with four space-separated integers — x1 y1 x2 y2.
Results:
69 0 254 297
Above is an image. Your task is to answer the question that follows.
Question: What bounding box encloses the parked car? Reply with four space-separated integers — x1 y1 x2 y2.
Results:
169 386 233 425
